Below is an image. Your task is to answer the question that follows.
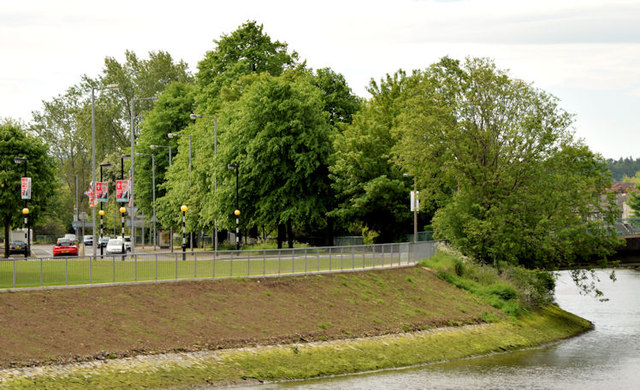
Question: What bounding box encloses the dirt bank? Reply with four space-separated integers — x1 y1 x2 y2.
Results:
0 266 500 368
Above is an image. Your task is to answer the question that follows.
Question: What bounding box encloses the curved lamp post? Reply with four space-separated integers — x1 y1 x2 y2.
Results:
190 113 218 251
169 132 194 251
99 162 111 257
150 145 172 251
92 83 119 258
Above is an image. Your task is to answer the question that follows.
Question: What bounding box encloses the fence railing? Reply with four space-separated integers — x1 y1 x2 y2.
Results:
0 242 437 290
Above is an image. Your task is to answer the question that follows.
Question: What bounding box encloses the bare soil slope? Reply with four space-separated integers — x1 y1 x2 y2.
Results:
0 266 501 368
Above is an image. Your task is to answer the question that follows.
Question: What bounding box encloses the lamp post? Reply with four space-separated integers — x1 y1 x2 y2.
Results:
118 154 131 236
135 153 156 250
168 132 194 251
15 157 29 257
150 145 172 251
92 83 119 258
190 113 218 251
119 207 127 255
181 205 188 260
130 96 157 255
99 163 111 257
228 163 240 250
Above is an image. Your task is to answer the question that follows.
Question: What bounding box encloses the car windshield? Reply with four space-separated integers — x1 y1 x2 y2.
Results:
57 240 73 246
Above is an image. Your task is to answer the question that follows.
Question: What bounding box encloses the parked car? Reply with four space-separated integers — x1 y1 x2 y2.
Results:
64 234 78 245
53 238 78 257
99 236 110 248
9 241 27 255
106 238 125 255
83 235 93 246
117 236 132 252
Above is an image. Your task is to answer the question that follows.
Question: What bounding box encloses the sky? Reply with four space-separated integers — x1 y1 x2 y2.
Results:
1 0 639 159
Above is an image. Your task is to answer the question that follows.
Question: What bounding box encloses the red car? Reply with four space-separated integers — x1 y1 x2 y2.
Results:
53 238 78 257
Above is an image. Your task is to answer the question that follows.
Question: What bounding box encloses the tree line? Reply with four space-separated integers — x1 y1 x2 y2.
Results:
2 21 622 271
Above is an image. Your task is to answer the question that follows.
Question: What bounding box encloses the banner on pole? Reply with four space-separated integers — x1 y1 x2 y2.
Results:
21 177 31 200
96 182 109 202
410 191 420 212
116 180 130 203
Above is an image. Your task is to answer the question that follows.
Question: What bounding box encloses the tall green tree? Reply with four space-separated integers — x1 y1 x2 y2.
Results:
135 82 196 223
329 71 420 241
311 68 362 126
1 120 56 257
196 21 300 113
209 72 333 248
393 57 622 272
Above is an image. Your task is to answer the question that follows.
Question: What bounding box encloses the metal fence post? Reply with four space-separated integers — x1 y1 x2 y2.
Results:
263 250 266 276
89 256 93 284
329 247 332 271
175 253 178 279
278 249 281 275
352 246 355 269
291 249 295 274
112 256 115 283
316 248 320 272
340 246 344 270
155 253 158 281
213 251 216 279
230 254 233 277
13 259 16 288
40 258 43 287
65 258 68 285
362 247 365 269
304 248 307 273
134 255 138 282
195 251 198 279
248 250 251 277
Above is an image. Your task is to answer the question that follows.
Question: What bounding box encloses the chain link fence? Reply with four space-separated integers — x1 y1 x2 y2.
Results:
0 242 437 290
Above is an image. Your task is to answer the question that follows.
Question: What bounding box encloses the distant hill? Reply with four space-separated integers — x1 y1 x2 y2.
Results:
607 157 640 181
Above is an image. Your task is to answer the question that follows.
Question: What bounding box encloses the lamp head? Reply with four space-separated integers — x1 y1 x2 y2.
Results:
181 205 188 213
119 207 126 214
22 208 29 215
99 210 105 216
234 209 240 216
168 133 176 139
189 113 199 120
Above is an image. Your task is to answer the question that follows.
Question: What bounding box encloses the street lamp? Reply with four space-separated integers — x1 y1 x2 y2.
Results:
118 154 131 236
130 95 157 255
403 173 418 243
99 163 112 257
92 83 119 258
15 157 29 257
168 132 194 251
190 113 218 251
149 145 172 251
181 204 188 260
136 153 156 250
228 163 240 250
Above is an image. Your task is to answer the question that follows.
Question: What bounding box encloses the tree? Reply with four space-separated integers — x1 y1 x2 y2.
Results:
135 82 196 222
210 72 333 248
311 68 362 126
392 57 622 273
1 120 56 257
196 21 300 113
329 71 420 241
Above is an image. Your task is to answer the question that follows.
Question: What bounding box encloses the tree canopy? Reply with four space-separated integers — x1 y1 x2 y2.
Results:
1 120 56 256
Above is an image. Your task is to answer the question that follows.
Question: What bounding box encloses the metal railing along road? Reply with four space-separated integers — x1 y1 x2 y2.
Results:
0 242 437 290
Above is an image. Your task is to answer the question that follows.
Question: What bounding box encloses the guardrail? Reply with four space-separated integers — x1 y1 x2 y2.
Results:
0 242 437 290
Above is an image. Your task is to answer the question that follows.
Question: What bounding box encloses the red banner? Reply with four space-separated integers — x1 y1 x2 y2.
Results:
21 177 31 200
116 180 130 203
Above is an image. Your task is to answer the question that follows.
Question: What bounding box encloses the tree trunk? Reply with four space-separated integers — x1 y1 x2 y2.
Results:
3 213 11 258
277 223 285 249
287 220 293 249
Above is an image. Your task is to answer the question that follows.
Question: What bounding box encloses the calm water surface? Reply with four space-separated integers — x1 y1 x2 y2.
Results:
234 268 640 390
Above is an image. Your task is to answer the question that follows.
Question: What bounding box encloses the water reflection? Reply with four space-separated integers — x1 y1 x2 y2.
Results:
233 269 640 389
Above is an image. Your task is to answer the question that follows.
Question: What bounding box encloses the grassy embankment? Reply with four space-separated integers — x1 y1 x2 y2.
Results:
0 250 592 389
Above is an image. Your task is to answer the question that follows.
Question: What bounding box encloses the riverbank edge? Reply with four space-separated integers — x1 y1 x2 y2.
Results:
0 304 592 389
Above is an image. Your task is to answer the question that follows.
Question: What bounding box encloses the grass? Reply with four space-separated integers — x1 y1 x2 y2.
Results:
0 249 408 289
0 305 592 390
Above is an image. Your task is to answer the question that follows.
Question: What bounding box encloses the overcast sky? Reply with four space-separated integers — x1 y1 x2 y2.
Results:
2 0 639 159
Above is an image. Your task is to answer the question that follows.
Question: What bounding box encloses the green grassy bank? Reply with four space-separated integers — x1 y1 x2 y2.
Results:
0 251 592 389
0 306 591 389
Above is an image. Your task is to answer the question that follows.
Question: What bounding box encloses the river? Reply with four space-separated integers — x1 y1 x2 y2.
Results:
237 268 640 389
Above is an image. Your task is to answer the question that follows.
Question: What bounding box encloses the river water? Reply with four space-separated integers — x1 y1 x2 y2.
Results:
237 268 640 389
